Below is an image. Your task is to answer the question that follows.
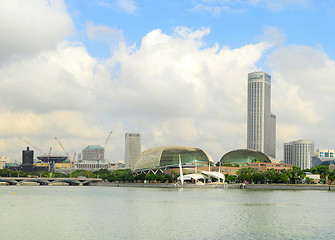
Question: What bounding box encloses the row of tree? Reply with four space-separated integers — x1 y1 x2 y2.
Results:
2 164 335 184
225 165 335 184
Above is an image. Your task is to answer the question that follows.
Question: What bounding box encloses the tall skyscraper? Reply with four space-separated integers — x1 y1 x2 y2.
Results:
125 133 141 170
284 140 314 169
247 72 276 158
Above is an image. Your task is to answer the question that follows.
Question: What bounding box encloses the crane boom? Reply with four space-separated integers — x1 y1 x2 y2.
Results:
20 137 48 157
54 137 70 159
104 131 113 148
47 147 52 157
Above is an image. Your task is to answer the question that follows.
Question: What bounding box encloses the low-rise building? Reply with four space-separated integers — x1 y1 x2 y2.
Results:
241 162 292 172
304 172 320 183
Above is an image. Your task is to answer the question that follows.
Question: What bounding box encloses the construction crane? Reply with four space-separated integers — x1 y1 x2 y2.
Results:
47 147 52 157
20 137 49 157
55 137 76 166
54 137 70 159
96 131 113 164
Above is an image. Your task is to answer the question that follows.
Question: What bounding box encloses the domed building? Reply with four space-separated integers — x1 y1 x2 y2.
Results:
220 149 272 165
134 146 213 171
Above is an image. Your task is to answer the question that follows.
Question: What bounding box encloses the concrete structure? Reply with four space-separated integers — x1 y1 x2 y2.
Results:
220 149 272 165
75 162 119 171
247 72 276 158
134 146 213 171
82 145 104 162
241 162 292 172
284 140 314 169
0 177 102 186
37 155 68 163
125 133 141 170
311 149 335 168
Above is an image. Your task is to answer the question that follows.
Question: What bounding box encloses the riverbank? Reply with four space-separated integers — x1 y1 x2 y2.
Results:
91 182 335 190
230 183 335 191
92 182 227 188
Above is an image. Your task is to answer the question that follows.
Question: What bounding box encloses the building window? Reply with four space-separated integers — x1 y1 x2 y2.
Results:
325 152 329 157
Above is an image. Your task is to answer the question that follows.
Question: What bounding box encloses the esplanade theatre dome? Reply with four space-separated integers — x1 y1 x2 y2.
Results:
134 146 214 170
220 149 272 164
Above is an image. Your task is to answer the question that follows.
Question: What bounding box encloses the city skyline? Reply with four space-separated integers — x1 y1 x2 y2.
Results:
1 0 335 162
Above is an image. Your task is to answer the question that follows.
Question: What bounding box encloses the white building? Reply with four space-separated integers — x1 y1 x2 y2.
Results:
125 133 141 170
304 172 320 183
75 162 118 171
82 145 105 162
284 140 314 169
247 72 276 158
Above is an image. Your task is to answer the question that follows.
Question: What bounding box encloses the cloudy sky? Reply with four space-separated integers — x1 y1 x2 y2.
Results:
1 0 335 163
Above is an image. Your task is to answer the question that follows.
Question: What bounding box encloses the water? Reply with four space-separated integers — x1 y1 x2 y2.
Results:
1 186 335 240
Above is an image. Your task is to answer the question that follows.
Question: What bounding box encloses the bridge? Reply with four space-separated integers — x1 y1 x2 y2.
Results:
0 177 102 186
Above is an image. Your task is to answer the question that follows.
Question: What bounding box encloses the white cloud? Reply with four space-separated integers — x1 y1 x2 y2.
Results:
0 27 269 162
103 27 270 160
3 4 334 165
258 26 286 47
270 45 335 156
0 0 73 58
249 0 311 11
0 43 109 113
190 0 311 15
86 21 124 43
191 3 234 16
97 0 137 14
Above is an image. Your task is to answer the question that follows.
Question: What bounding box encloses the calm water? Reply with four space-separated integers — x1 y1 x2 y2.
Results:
1 186 335 240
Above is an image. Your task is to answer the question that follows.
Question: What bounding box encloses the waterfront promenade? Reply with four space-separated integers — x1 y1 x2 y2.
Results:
92 182 335 190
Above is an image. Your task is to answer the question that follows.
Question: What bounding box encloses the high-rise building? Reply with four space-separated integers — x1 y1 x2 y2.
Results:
247 72 276 158
22 147 34 165
284 140 314 169
125 133 141 170
82 145 104 162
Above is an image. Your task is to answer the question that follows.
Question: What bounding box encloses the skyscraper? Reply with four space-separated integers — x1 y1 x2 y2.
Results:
247 72 276 158
125 133 141 170
284 140 314 169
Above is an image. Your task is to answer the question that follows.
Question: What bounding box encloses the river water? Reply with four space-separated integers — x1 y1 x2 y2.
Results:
1 186 335 240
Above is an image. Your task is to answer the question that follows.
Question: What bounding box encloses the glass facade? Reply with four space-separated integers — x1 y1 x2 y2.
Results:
220 149 271 164
134 146 213 170
160 148 209 166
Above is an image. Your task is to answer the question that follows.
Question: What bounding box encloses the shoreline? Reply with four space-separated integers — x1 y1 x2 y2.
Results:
91 182 335 190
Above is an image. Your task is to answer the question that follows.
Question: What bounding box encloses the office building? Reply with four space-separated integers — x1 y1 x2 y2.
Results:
247 72 276 158
284 140 314 169
82 145 104 162
311 149 335 168
125 133 141 170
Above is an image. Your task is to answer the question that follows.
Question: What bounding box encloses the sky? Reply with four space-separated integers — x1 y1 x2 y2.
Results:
1 0 335 163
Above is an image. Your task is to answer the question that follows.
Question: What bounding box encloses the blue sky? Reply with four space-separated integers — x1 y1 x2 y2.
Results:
67 0 335 60
1 0 335 163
